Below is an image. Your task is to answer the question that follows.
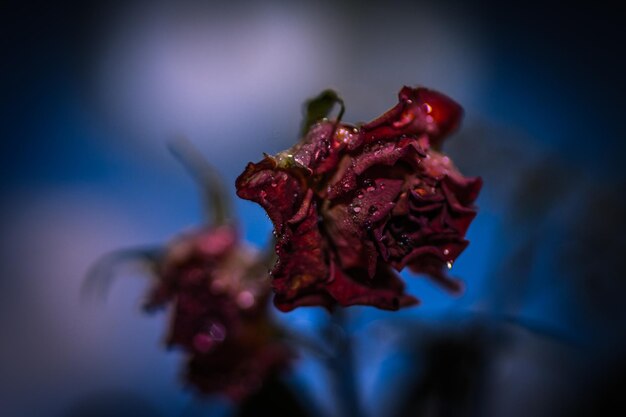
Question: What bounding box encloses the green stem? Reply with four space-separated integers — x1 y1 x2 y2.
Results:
168 137 231 226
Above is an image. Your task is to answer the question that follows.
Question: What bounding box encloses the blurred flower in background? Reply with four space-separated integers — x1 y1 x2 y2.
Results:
1 0 625 416
141 224 293 401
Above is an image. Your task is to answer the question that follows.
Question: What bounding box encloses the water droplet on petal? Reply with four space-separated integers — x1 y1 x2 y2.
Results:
446 261 453 269
271 182 277 188
353 206 361 213
443 248 450 256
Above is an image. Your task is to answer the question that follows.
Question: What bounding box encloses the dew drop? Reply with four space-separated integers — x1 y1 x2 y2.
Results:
446 261 453 269
271 182 277 187
366 186 375 192
443 248 450 256
353 207 361 213
357 193 364 199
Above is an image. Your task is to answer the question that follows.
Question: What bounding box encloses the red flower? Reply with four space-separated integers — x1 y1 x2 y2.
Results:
236 86 481 312
144 225 292 401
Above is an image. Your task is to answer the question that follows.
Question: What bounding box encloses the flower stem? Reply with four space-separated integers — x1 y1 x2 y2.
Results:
326 308 363 417
168 137 231 226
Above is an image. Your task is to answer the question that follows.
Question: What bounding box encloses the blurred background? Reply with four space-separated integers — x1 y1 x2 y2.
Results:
1 1 625 416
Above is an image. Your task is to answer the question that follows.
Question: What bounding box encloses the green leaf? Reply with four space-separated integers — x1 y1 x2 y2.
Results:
300 89 345 137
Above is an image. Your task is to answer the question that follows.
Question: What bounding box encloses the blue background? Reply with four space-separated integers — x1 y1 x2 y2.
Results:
1 1 625 416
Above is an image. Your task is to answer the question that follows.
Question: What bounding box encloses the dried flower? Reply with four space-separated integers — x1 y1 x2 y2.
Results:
144 225 293 401
236 86 481 312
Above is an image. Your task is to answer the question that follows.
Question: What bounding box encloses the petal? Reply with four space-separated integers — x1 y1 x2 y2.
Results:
274 291 336 312
326 261 419 310
361 86 463 149
271 198 330 308
403 242 468 294
327 137 424 200
236 157 306 232
324 177 404 277
290 121 362 176
441 176 482 235
442 175 483 210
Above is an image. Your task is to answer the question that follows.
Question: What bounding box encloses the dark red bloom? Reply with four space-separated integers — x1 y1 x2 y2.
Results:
236 86 482 312
144 225 292 401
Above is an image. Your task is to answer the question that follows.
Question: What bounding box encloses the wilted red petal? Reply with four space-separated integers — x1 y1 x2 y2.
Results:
361 86 463 148
236 157 305 232
236 86 480 311
143 225 293 400
271 197 329 307
326 261 419 310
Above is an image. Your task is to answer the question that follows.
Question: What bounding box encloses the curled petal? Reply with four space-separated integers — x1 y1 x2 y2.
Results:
291 122 362 176
406 247 467 294
327 137 424 200
326 261 419 310
236 157 306 232
271 198 330 310
237 86 480 312
361 86 463 148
